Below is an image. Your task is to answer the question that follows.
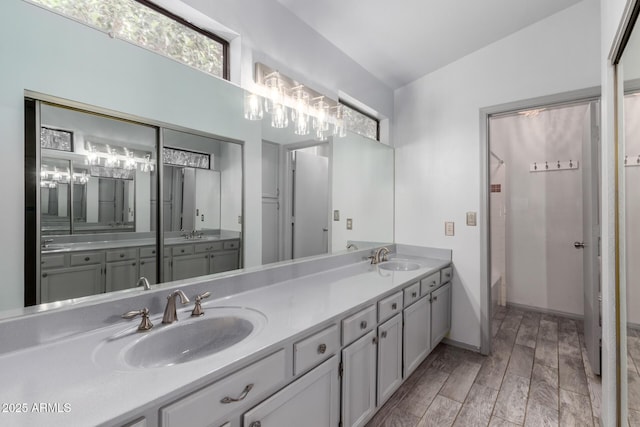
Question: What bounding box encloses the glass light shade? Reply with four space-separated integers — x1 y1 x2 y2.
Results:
333 105 347 138
264 72 286 113
271 104 289 129
294 113 310 135
314 127 329 142
244 92 263 120
312 98 330 132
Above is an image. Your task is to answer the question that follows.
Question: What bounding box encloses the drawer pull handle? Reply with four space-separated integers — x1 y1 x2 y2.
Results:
372 336 377 344
84 257 90 261
360 320 368 329
181 249 185 253
317 343 327 354
220 383 254 404
430 281 436 287
381 331 388 338
132 262 136 266
152 250 156 254
412 291 417 298
140 261 145 265
120 253 125 258
433 296 438 301
391 303 397 310
249 422 261 427
445 273 451 278
42 273 47 278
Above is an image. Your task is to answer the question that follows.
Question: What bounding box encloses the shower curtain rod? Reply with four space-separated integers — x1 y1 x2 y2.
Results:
490 150 504 164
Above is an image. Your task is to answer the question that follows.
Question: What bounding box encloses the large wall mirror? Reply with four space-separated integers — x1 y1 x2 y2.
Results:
617 3 640 423
6 0 394 318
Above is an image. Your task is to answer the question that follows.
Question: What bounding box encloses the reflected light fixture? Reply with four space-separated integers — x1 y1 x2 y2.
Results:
244 91 263 120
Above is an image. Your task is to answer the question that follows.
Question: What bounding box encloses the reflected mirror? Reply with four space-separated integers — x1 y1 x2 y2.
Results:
620 6 640 423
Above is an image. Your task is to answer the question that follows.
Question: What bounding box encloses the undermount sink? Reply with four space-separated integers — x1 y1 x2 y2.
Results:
94 307 266 370
378 259 421 271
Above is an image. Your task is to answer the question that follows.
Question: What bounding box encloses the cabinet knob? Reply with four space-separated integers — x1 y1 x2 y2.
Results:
84 257 90 261
120 253 125 258
391 303 397 310
372 336 377 344
360 320 368 329
430 281 436 287
132 262 136 266
140 261 145 265
249 422 261 427
317 343 327 354
412 291 417 298
181 249 185 253
381 331 388 338
152 250 156 254
42 273 47 278
433 296 438 301
220 383 254 404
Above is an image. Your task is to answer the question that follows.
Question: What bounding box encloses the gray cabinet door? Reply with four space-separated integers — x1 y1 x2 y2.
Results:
243 356 340 427
403 295 431 377
430 282 452 350
41 264 103 303
209 250 239 274
377 314 403 406
139 257 157 285
172 253 209 281
342 330 376 427
106 259 139 292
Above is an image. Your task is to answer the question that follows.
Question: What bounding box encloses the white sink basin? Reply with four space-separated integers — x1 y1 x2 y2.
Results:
94 307 266 370
378 260 421 271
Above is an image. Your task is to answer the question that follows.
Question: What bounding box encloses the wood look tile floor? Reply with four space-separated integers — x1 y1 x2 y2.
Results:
366 306 604 427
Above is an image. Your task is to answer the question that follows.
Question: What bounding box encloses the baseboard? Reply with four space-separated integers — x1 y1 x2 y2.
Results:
505 301 584 321
442 337 481 353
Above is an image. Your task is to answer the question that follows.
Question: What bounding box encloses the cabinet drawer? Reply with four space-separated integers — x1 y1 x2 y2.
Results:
172 245 194 256
161 349 286 427
441 266 453 283
139 246 157 258
342 305 376 346
194 242 223 253
223 240 240 250
420 272 441 295
294 324 339 375
378 291 403 323
403 282 421 307
106 248 137 262
70 252 104 266
41 254 65 269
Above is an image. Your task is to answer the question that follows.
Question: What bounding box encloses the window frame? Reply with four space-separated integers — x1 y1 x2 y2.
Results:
339 99 380 141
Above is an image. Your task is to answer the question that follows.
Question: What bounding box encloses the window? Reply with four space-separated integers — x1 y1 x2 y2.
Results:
340 100 380 141
27 0 229 79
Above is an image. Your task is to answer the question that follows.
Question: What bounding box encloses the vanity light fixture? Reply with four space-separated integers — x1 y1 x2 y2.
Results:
83 141 156 172
249 62 348 138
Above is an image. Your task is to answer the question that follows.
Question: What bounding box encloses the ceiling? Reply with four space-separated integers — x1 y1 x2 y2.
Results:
276 0 584 89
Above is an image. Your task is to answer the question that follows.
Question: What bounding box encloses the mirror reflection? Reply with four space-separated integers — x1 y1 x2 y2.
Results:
32 103 244 305
622 14 640 423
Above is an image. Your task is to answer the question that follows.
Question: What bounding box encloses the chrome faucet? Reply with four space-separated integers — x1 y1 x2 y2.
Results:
137 277 151 290
41 239 54 248
369 247 390 264
346 243 358 250
162 290 190 324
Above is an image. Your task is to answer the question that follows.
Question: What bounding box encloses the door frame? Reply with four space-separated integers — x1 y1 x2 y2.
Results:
283 140 332 260
479 86 601 356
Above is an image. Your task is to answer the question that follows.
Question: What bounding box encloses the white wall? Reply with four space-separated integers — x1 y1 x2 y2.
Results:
394 0 600 348
331 132 394 250
491 105 587 316
219 142 243 233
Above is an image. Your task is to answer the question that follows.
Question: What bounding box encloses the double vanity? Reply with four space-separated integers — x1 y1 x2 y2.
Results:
0 244 452 427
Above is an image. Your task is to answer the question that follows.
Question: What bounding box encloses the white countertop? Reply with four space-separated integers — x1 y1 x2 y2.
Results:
0 253 448 426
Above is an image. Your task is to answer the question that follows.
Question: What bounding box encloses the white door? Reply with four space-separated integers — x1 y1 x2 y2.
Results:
262 142 281 264
377 314 403 406
403 295 431 377
580 101 601 375
292 151 329 258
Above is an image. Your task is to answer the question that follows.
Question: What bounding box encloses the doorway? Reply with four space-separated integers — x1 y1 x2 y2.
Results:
486 98 601 377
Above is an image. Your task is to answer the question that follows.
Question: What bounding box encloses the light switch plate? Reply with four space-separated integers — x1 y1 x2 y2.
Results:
445 221 455 236
466 211 477 226
201 214 204 222
333 210 340 221
238 215 242 224
346 218 353 230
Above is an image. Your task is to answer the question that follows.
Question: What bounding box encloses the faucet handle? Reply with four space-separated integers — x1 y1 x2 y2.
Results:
122 308 153 332
191 292 211 317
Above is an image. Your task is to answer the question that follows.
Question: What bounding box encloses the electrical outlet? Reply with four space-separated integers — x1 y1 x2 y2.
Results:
333 210 340 221
238 215 242 224
346 218 353 230
445 221 455 236
466 211 477 226
201 214 204 222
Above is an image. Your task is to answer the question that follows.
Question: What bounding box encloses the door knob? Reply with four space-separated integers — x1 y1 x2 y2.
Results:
574 241 585 249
